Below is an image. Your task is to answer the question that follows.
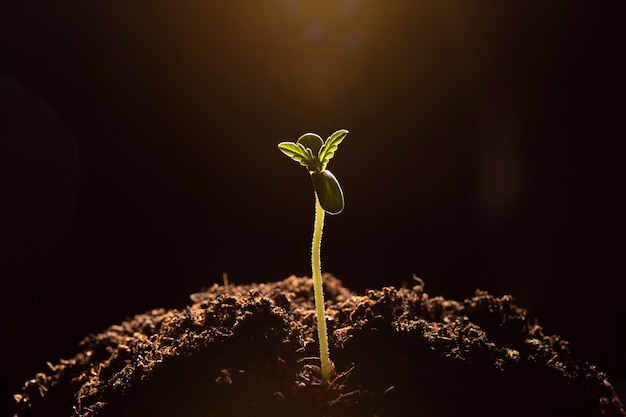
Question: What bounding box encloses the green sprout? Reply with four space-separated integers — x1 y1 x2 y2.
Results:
278 128 348 381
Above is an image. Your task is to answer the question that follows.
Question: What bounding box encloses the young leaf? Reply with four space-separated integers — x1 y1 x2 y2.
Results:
319 129 348 172
311 170 344 214
278 142 314 170
279 129 348 215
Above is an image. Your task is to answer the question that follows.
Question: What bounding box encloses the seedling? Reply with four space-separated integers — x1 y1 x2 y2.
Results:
278 129 348 381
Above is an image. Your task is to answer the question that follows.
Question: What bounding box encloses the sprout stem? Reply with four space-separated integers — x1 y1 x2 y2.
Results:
312 193 331 381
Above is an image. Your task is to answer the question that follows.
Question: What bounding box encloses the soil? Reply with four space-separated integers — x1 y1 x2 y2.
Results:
12 274 625 417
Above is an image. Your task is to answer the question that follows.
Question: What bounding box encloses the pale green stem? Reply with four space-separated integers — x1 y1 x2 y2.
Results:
312 193 331 381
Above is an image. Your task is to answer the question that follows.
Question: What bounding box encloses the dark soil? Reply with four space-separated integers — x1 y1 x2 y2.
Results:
12 275 625 417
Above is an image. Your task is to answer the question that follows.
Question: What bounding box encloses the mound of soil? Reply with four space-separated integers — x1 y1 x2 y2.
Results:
12 275 625 417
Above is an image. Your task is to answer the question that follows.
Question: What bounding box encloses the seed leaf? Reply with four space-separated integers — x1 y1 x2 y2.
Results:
297 133 324 158
311 170 344 214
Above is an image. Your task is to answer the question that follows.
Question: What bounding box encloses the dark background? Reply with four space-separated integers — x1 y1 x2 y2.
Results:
1 1 624 414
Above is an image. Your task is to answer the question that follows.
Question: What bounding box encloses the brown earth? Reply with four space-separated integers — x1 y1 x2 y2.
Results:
12 275 625 417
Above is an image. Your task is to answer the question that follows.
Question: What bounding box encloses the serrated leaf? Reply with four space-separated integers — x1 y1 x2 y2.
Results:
319 129 348 172
278 142 314 169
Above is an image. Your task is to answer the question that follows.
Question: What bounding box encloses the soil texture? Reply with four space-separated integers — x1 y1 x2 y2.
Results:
12 275 625 417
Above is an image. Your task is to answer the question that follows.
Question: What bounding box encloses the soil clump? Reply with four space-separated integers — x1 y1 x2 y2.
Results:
13 275 625 417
